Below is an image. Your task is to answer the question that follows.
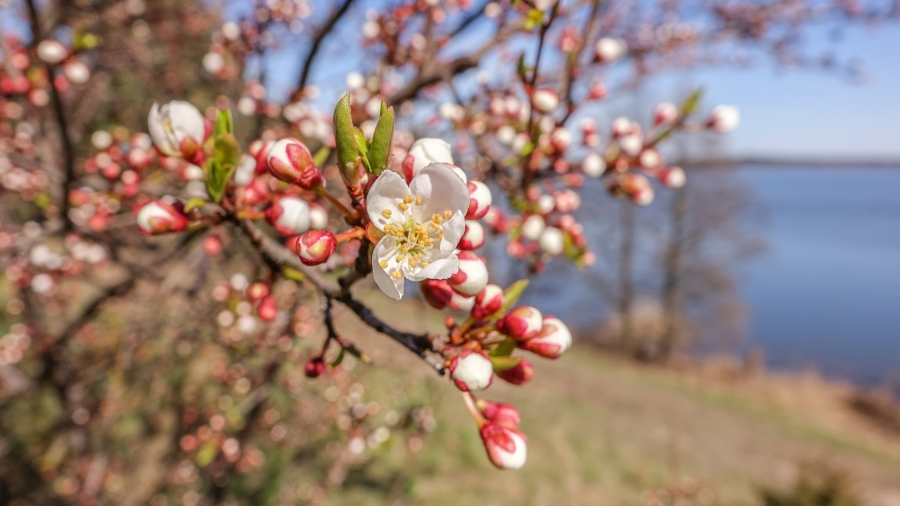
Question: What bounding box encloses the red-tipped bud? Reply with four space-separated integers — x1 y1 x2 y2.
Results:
266 138 323 189
531 89 559 114
476 400 521 428
659 166 686 188
251 139 275 174
202 235 222 256
707 105 740 133
480 423 527 470
239 177 270 206
653 102 679 126
448 251 489 297
420 279 455 309
518 316 572 359
246 282 270 302
265 196 311 236
305 357 325 378
37 39 67 64
466 180 492 219
497 306 543 341
458 220 485 250
296 230 336 266
496 358 534 385
449 351 494 392
257 296 278 321
471 284 504 320
136 200 189 235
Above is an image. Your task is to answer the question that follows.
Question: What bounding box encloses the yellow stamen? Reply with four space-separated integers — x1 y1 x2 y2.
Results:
415 195 423 205
391 271 403 279
420 261 429 268
382 209 392 219
379 260 388 269
398 202 409 211
443 210 453 219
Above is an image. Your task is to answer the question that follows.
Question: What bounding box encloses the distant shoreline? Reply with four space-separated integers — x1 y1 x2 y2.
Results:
689 157 900 169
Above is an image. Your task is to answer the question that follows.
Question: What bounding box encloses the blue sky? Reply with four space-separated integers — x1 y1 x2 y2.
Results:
696 24 900 160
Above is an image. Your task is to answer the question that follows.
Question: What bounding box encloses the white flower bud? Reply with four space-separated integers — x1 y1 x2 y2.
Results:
407 138 454 178
531 89 559 114
37 40 67 64
582 153 606 177
538 227 564 256
450 351 494 391
520 215 545 242
595 37 627 62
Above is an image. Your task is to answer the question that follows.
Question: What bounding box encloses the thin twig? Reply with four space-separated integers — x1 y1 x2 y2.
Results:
291 0 358 102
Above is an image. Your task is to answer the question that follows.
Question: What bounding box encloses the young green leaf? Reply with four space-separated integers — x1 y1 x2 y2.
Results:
490 355 523 372
354 127 371 171
333 94 358 177
213 109 233 137
368 104 394 175
488 338 517 358
497 280 529 316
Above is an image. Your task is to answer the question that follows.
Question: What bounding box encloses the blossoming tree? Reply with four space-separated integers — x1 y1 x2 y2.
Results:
0 0 889 502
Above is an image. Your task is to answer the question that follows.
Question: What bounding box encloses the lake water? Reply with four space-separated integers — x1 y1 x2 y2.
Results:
506 165 900 388
736 165 900 387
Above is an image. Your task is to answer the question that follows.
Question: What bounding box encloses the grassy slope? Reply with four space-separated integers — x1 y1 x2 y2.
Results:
321 289 900 506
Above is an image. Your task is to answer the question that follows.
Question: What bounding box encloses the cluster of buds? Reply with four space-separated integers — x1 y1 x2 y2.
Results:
0 35 93 108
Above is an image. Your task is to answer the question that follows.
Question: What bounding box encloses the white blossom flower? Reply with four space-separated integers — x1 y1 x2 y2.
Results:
147 101 206 159
406 138 454 179
366 163 469 300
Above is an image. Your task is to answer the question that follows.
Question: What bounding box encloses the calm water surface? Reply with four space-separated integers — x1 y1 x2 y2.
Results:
736 165 900 386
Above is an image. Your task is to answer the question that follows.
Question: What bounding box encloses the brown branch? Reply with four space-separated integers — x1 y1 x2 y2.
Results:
291 0 358 103
25 0 76 231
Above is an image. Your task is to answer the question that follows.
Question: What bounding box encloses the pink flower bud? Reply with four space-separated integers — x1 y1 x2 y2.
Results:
63 60 90 84
518 316 572 359
266 138 324 189
496 358 534 385
296 230 336 266
265 196 311 236
37 39 67 64
203 235 222 256
594 37 627 63
420 279 455 310
246 282 270 302
449 351 494 392
136 200 188 235
531 89 559 114
466 180 492 219
538 227 564 256
257 296 278 321
240 177 270 206
305 357 325 378
448 251 489 296
471 284 504 319
707 105 740 133
497 306 543 341
458 220 485 250
251 139 275 174
654 102 678 126
638 148 663 168
476 400 521 428
659 166 686 188
480 423 527 470
588 80 607 100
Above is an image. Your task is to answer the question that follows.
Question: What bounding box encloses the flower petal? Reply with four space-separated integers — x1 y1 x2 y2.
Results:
405 255 459 282
371 238 405 300
409 163 469 221
366 170 411 231
167 101 206 143
148 103 177 156
439 211 466 254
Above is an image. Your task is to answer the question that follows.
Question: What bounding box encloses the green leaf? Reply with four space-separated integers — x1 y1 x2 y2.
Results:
488 338 517 358
517 53 528 79
214 109 233 136
206 134 240 202
498 280 529 316
333 93 358 179
679 88 703 116
330 348 345 367
490 355 522 372
368 104 394 175
282 267 306 282
354 127 371 171
183 198 208 213
341 341 373 364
